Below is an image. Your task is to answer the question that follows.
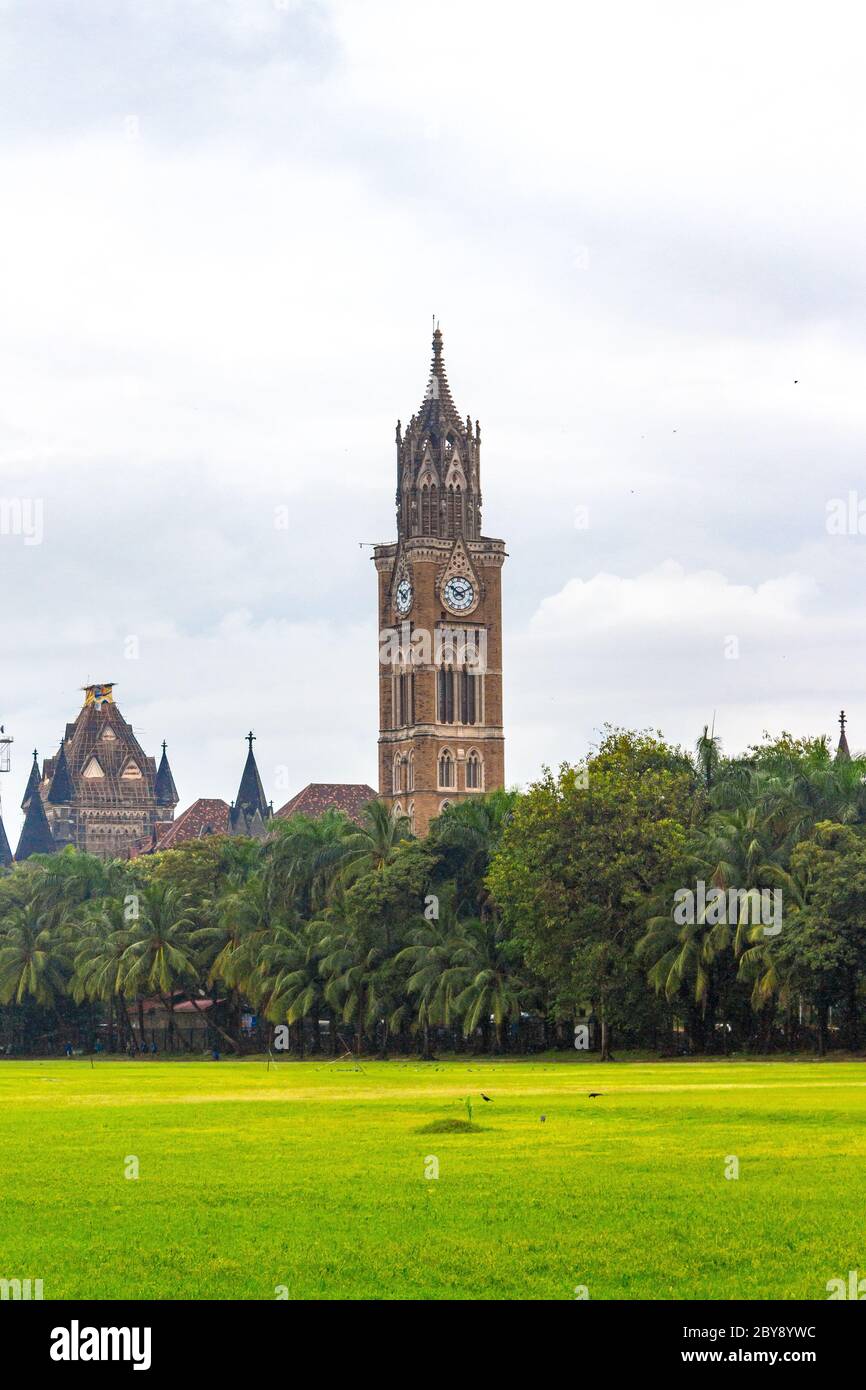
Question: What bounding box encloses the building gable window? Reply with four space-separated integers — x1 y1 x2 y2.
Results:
82 757 105 779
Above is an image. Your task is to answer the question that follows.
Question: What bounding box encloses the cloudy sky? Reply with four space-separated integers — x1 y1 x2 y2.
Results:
1 0 865 839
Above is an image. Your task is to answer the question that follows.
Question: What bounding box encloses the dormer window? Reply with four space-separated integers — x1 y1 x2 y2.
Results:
120 760 143 780
82 757 105 779
101 728 117 741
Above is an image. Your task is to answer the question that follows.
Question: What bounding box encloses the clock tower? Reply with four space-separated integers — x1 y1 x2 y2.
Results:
374 328 506 835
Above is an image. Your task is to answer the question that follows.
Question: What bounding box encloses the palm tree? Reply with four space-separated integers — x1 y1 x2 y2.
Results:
331 800 411 889
71 900 135 1050
394 900 467 1057
320 911 390 1057
452 918 529 1053
257 919 329 1054
694 724 722 793
264 811 351 916
430 788 519 916
193 871 279 1043
120 882 228 1051
0 902 67 1006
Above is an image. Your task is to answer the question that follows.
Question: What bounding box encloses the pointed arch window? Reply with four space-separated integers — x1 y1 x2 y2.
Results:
459 669 478 725
420 482 439 536
82 757 105 779
393 753 409 794
438 750 455 789
394 669 414 728
438 667 455 723
466 750 483 790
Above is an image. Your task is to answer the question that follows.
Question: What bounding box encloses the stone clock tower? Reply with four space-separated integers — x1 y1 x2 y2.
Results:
374 328 506 835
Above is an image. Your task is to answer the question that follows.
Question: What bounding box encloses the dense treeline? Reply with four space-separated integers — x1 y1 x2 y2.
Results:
2 727 866 1058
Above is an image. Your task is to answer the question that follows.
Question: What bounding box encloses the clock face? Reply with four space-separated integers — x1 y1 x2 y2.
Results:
395 578 413 614
443 576 475 612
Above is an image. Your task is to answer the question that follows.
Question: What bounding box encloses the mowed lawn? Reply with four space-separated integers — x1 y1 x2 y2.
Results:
1 1057 864 1300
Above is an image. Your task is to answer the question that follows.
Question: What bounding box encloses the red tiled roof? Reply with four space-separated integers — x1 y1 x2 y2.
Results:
153 798 230 850
276 783 377 824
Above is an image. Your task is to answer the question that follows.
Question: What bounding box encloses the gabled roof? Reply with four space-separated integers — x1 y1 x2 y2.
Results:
153 799 230 851
155 742 179 807
47 742 74 804
41 691 158 808
276 783 377 824
21 750 41 811
0 813 12 868
15 789 56 860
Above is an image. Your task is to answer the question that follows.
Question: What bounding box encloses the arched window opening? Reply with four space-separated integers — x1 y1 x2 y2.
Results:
466 751 483 790
438 750 455 788
438 667 455 723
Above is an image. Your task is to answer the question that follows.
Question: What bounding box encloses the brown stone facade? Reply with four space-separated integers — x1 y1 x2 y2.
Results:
39 685 178 860
374 330 506 835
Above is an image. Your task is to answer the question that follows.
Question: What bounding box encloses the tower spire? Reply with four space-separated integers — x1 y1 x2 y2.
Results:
395 325 482 542
155 741 179 809
15 785 56 860
229 732 271 838
21 750 41 811
837 709 851 761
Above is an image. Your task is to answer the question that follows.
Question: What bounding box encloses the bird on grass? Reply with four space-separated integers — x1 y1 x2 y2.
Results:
588 1092 604 1098
481 1093 492 1102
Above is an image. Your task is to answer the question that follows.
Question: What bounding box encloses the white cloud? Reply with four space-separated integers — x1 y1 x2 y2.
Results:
1 1 865 841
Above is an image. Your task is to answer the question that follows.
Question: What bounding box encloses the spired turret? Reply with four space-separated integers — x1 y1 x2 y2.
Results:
155 742 180 810
15 785 56 861
21 750 41 811
228 732 272 839
395 326 483 543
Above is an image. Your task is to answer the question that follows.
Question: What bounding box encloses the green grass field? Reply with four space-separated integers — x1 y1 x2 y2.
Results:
1 1056 864 1300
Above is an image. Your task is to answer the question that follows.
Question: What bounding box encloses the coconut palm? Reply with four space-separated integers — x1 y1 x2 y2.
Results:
71 900 136 1049
393 896 468 1057
452 918 529 1053
331 800 412 889
0 902 67 1006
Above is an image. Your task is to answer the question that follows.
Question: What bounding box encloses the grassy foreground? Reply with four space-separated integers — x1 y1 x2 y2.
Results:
0 1056 863 1300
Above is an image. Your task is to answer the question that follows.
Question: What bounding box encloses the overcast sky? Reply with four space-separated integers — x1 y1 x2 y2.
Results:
1 0 865 839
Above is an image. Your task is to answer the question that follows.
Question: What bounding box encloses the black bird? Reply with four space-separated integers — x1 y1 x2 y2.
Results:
588 1092 604 1098
481 1093 492 1102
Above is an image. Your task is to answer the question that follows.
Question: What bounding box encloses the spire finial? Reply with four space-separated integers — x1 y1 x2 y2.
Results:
840 710 847 733
161 740 167 756
247 730 256 752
